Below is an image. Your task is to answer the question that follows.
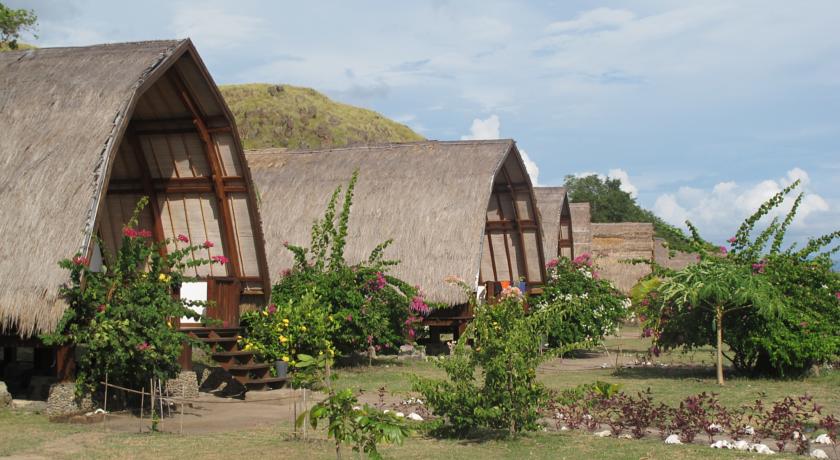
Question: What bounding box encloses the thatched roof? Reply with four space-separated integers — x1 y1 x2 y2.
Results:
570 202 592 256
653 238 698 270
247 140 532 306
0 40 194 337
591 223 654 293
534 187 567 260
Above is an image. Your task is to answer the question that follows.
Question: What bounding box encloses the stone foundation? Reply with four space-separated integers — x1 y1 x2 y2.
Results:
45 382 93 419
0 381 11 408
165 371 199 399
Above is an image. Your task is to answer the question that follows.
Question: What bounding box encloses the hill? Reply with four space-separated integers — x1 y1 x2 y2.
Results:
219 83 424 150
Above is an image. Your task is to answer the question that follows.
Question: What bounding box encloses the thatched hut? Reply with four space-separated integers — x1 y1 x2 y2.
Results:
0 40 270 383
534 187 574 260
246 140 547 335
590 223 654 293
570 202 592 256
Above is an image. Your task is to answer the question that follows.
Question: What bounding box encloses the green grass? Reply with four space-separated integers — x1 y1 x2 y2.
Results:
0 411 805 459
220 83 424 151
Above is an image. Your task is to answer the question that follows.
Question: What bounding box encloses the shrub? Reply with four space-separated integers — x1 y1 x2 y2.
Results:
260 171 430 358
239 287 337 367
535 254 628 348
42 198 215 394
414 283 574 435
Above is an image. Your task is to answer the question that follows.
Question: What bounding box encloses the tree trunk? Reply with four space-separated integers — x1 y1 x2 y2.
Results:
716 306 725 386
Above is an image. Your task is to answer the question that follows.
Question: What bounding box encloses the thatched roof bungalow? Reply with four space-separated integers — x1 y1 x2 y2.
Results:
534 187 574 260
246 140 547 308
570 202 592 257
591 223 654 293
0 40 270 342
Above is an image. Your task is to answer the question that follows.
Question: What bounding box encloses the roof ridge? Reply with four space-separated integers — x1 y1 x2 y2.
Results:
6 39 186 53
246 139 514 156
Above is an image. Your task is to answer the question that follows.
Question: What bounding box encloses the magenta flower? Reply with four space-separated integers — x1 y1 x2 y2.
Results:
835 291 840 300
642 328 653 338
97 304 106 313
545 258 559 269
752 259 767 274
138 229 153 238
203 240 214 248
727 236 737 244
72 255 89 266
719 246 728 255
211 255 230 264
572 253 593 267
267 304 277 314
281 268 292 277
346 314 353 322
408 328 416 338
177 234 190 243
409 295 430 316
367 335 373 345
370 271 386 291
122 227 138 238
592 271 601 280
651 345 661 357
136 342 150 351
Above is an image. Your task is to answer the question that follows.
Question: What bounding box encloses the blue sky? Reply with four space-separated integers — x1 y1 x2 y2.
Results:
12 0 840 250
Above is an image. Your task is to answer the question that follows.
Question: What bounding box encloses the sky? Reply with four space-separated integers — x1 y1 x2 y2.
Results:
10 0 840 251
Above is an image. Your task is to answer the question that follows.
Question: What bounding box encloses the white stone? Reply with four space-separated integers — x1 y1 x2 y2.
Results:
708 423 723 432
711 440 734 449
664 434 682 445
407 412 423 421
810 449 829 459
394 411 405 418
594 430 611 437
734 440 751 451
744 425 755 435
383 409 391 414
560 426 569 431
618 434 633 439
814 434 833 445
352 406 362 411
750 444 775 455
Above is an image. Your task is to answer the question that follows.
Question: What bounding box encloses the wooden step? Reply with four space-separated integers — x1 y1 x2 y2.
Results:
229 363 270 372
244 376 288 390
212 350 254 357
199 336 238 343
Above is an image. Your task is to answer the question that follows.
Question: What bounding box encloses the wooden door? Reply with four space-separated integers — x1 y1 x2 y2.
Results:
206 278 241 327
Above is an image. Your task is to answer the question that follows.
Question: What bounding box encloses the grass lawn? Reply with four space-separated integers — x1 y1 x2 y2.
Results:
3 328 836 459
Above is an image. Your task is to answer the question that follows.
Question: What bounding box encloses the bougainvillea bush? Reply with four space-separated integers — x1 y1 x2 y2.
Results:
635 180 840 379
251 171 432 358
535 254 628 348
43 198 217 394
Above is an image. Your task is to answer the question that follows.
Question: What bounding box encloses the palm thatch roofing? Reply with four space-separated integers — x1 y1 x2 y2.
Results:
534 187 567 260
570 202 592 256
591 223 654 293
246 140 537 306
0 39 214 337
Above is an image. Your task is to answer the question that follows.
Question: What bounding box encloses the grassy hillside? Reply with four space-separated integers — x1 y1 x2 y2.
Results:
220 83 424 150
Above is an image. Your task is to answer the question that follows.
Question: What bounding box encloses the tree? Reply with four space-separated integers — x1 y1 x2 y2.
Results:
564 174 693 251
0 3 37 50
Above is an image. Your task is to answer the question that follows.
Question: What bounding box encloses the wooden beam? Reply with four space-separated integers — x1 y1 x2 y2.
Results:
485 219 498 281
493 192 515 282
169 71 242 279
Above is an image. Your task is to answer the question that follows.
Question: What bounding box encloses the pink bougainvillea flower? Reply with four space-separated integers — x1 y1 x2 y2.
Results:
97 304 106 313
136 342 150 351
592 271 601 280
719 246 728 255
203 240 214 248
408 328 416 338
267 304 277 314
71 255 89 266
375 271 386 290
835 291 840 300
545 258 559 269
651 345 661 357
122 227 139 238
727 236 737 244
282 240 289 247
281 268 292 277
177 234 190 243
346 314 353 322
211 255 230 264
138 229 152 238
409 295 430 315
572 252 593 267
367 335 373 345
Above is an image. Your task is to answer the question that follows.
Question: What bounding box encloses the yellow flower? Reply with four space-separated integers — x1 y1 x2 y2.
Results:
281 356 289 362
166 320 172 328
279 335 288 343
299 326 307 332
261 310 268 317
158 273 171 283
283 318 290 324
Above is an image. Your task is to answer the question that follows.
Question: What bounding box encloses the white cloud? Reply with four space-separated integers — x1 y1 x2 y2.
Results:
545 8 635 34
607 168 638 197
653 168 831 241
519 149 540 186
461 114 501 140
